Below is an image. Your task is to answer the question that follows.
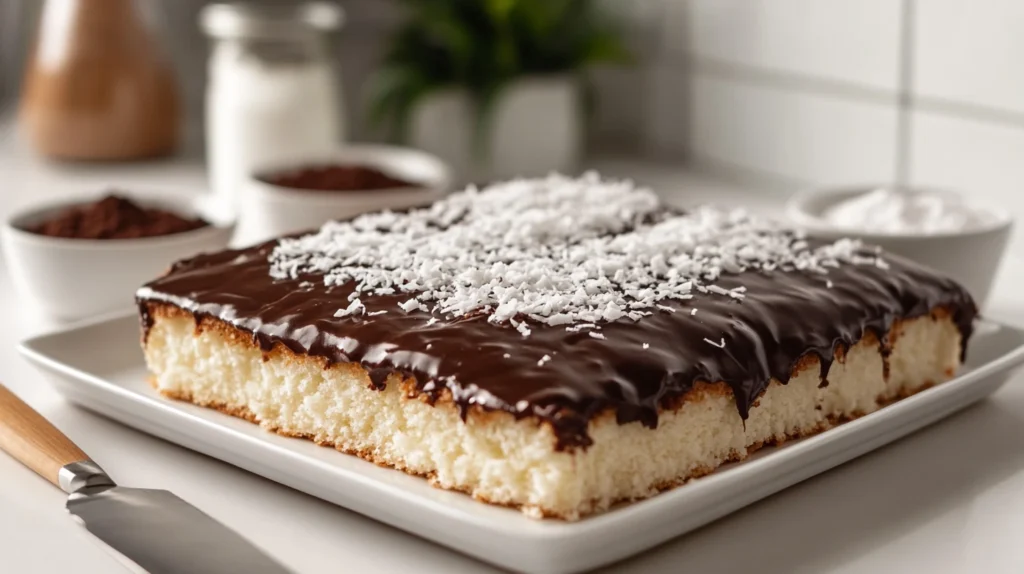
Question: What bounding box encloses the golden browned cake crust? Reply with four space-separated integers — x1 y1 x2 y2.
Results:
143 301 962 519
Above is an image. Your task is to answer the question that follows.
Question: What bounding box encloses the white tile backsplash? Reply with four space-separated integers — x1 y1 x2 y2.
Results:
644 63 690 157
686 74 898 185
599 0 667 57
910 111 1024 207
590 67 648 149
915 0 1024 115
670 0 902 92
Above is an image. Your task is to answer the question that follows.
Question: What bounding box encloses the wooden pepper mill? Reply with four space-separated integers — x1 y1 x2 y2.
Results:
19 0 181 160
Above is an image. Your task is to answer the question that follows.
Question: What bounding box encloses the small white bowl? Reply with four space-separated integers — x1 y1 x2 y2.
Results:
2 195 234 322
786 186 1013 307
235 145 452 245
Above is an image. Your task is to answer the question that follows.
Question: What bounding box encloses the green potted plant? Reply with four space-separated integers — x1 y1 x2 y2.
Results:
368 0 630 183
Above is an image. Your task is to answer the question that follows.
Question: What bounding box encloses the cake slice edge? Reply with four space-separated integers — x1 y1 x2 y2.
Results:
141 302 964 520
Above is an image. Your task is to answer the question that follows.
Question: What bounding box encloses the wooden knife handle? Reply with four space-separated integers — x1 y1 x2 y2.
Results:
0 384 89 488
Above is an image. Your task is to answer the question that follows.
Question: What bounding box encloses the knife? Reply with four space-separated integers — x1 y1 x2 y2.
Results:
0 384 291 574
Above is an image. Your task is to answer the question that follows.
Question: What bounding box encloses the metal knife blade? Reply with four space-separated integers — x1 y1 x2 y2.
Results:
67 484 290 574
0 384 291 574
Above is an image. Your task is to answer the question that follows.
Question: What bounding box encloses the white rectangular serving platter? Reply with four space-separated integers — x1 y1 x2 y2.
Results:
19 314 1024 574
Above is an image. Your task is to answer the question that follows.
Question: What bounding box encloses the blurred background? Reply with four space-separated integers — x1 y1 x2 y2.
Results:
0 0 650 154
2 1 1019 188
1 0 1018 170
0 0 1021 243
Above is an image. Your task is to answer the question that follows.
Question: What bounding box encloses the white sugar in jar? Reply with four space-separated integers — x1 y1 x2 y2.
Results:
200 2 345 215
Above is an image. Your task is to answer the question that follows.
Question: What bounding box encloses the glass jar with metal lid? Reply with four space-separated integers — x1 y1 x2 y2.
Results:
200 1 345 213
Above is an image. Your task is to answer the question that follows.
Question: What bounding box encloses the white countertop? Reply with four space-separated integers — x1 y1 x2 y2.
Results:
3 137 1024 574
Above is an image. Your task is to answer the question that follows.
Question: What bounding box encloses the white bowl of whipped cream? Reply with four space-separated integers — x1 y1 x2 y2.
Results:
787 186 1013 307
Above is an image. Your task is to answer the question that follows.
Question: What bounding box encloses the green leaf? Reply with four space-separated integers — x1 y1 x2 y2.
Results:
367 0 632 156
420 6 477 75
580 31 633 66
485 0 516 22
367 65 439 142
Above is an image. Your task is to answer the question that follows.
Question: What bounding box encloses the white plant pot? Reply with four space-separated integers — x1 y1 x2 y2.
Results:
408 75 582 184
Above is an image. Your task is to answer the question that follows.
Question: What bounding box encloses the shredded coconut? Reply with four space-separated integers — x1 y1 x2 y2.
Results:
333 298 364 317
269 173 885 331
537 354 551 366
690 308 698 316
398 299 425 313
589 332 606 340
642 343 650 349
704 337 726 348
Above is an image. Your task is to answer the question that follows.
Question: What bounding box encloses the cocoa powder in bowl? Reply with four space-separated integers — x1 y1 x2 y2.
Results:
260 164 419 191
27 195 208 240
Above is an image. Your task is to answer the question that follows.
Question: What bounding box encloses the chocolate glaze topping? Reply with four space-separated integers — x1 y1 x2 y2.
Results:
138 236 976 450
